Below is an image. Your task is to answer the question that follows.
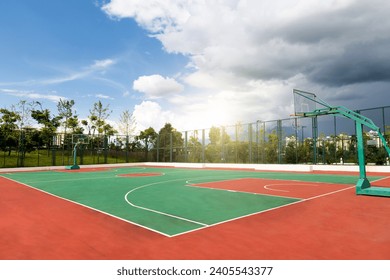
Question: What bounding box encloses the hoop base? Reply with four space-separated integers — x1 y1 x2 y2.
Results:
357 185 390 197
65 165 80 170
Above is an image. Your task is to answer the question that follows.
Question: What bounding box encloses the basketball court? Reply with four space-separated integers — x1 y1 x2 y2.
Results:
1 164 389 259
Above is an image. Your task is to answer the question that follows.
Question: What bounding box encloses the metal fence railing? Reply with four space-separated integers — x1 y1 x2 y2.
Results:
1 105 390 168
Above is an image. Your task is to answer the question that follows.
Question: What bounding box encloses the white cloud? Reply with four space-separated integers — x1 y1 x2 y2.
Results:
132 100 175 132
102 0 190 33
104 0 390 129
132 74 184 99
0 88 66 103
90 59 116 70
39 58 116 85
8 59 116 86
95 93 114 100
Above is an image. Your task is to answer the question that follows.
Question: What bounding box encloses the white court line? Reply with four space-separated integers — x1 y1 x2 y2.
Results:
7 168 152 184
2 170 361 238
3 171 211 237
124 179 209 227
171 184 356 237
19 175 117 184
186 177 305 200
264 183 319 192
371 175 390 184
122 173 276 233
0 175 173 237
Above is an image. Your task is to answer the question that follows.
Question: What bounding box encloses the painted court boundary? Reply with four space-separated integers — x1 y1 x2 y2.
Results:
1 175 171 237
2 161 390 174
1 168 357 238
2 163 390 260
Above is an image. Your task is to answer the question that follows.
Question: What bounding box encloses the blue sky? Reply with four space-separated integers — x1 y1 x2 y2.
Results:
1 0 390 133
0 0 187 131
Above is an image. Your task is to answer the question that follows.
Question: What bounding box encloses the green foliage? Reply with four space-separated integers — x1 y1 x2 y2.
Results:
157 123 183 162
118 110 136 136
57 99 83 137
187 132 203 162
57 99 75 131
1 98 390 168
88 100 112 136
205 126 232 162
0 108 21 154
31 105 61 152
136 127 158 161
265 131 278 163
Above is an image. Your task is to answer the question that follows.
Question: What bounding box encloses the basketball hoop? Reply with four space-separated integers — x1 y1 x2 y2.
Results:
291 88 390 197
65 134 90 170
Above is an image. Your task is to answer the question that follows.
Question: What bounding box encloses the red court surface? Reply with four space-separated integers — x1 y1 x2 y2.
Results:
0 175 389 260
193 178 351 199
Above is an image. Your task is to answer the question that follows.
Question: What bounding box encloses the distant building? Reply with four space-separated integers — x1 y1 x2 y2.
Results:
366 130 381 147
286 131 382 149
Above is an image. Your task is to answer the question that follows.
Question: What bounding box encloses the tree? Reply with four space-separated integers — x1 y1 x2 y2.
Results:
1 101 37 166
117 110 137 157
0 108 20 155
187 130 203 162
231 123 243 163
67 116 83 134
89 100 112 136
265 131 279 163
157 123 183 162
209 126 221 145
206 126 231 162
102 123 117 136
285 140 297 164
81 119 93 135
14 100 35 130
118 109 136 136
0 108 20 131
136 127 157 161
57 99 76 147
57 99 75 133
31 102 61 153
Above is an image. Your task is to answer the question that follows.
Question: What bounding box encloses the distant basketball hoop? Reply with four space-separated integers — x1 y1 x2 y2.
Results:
65 134 90 170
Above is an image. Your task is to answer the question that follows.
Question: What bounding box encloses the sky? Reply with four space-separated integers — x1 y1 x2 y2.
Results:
1 0 390 134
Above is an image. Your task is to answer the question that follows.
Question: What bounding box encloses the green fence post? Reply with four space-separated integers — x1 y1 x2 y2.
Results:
277 120 282 164
184 131 188 162
202 129 205 163
312 116 318 164
248 123 252 163
169 133 173 162
104 135 108 164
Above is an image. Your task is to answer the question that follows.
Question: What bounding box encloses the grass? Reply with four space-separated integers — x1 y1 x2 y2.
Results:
0 149 134 168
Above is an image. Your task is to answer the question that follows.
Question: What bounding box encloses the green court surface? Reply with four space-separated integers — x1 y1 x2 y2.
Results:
2 167 383 237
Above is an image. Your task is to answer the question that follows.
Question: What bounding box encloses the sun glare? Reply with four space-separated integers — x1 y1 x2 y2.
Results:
188 103 231 129
207 106 229 126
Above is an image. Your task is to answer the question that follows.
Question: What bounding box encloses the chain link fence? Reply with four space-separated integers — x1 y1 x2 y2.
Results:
1 106 390 168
